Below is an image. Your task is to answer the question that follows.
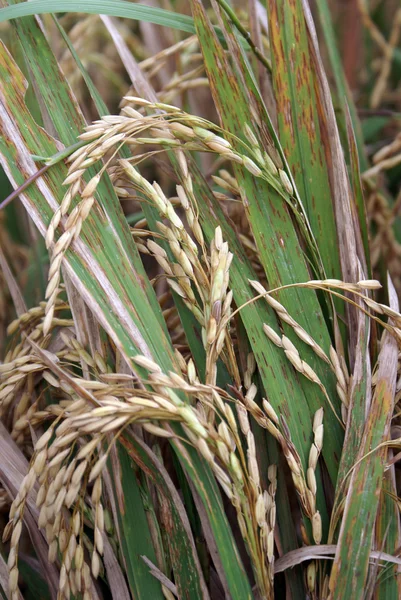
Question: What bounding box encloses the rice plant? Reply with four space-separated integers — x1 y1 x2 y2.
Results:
0 1 401 599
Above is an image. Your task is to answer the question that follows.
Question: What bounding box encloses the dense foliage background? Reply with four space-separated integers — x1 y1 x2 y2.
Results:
0 1 401 599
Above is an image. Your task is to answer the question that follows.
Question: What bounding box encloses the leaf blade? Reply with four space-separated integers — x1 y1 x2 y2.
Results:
0 40 254 600
329 279 399 598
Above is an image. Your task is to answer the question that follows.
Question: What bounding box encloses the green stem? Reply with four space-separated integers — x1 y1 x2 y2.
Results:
31 140 86 165
0 142 86 211
214 0 272 73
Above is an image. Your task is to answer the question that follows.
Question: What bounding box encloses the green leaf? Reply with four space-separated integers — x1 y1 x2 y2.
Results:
0 0 199 31
109 447 164 599
0 0 236 48
0 28 167 595
0 38 254 600
190 0 343 491
119 434 210 600
17 557 52 600
329 279 398 598
266 0 341 284
374 474 401 599
2 0 170 335
57 12 213 384
314 0 368 171
345 109 371 278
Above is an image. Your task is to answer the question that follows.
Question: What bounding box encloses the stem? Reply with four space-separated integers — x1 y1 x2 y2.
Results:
0 164 51 211
0 141 86 211
214 0 272 73
32 140 86 166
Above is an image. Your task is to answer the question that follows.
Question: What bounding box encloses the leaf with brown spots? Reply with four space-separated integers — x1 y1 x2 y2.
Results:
329 277 399 599
190 0 343 502
0 36 252 600
266 0 342 285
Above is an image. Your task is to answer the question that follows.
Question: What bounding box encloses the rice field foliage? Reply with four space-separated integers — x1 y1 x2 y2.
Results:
0 1 401 599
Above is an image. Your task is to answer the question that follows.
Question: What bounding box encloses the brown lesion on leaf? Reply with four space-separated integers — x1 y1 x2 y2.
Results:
0 42 27 97
282 99 295 143
289 0 302 45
